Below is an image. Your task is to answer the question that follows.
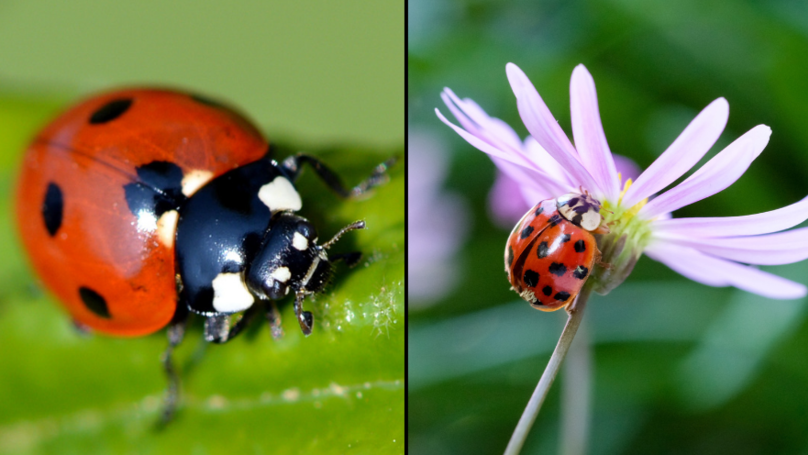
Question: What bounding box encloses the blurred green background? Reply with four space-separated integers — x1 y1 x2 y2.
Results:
409 0 808 454
0 1 403 454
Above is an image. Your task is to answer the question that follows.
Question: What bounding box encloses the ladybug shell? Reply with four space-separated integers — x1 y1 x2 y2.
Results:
15 89 268 336
505 198 599 311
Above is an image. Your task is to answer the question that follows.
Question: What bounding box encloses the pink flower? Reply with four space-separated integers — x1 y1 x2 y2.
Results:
408 129 470 306
437 63 808 299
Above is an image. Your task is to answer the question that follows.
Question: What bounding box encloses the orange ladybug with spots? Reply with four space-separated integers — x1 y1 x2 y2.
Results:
505 192 606 310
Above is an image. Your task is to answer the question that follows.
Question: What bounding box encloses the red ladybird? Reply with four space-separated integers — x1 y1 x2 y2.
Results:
505 192 606 311
15 88 391 421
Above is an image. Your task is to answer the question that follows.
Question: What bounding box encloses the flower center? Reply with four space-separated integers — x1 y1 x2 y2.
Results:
591 178 653 294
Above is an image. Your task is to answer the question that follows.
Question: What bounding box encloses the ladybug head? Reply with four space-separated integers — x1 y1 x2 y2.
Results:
556 191 602 231
244 213 330 301
244 213 365 302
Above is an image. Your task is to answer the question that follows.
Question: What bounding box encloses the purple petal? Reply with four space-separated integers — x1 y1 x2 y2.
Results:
505 63 602 197
653 228 808 265
488 167 536 228
652 195 808 237
438 92 575 192
570 65 620 201
490 156 567 205
408 131 448 198
645 242 807 299
435 107 534 170
523 136 575 186
613 154 641 183
442 88 523 151
639 125 771 219
622 98 729 208
644 243 727 286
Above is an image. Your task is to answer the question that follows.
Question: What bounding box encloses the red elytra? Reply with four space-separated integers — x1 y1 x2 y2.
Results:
15 89 268 336
505 194 603 311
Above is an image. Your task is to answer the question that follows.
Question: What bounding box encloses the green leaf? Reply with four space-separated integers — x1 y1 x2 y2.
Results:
0 96 403 455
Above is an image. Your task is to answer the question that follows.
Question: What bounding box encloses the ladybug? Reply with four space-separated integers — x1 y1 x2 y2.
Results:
14 88 392 420
504 191 607 311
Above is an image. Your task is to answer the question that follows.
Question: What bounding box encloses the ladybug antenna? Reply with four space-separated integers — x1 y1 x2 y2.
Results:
322 220 366 250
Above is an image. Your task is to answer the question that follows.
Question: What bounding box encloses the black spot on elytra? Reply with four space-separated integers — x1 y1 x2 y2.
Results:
507 246 514 267
89 98 132 124
548 214 562 226
534 206 544 217
42 182 63 236
573 266 589 280
79 287 110 318
124 161 186 218
536 241 549 259
574 240 586 253
520 225 534 239
554 291 571 302
523 269 539 287
549 262 567 276
542 286 553 296
560 234 571 243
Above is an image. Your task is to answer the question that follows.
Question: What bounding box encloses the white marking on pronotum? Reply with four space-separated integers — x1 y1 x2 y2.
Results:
156 210 179 247
258 176 302 212
557 192 602 231
292 232 309 251
211 272 255 313
270 266 292 283
181 169 215 197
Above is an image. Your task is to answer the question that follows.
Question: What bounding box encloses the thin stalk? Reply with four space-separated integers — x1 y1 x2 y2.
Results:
560 317 591 455
503 283 594 455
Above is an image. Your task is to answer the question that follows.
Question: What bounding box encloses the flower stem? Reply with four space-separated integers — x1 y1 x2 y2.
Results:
560 317 591 455
503 283 594 455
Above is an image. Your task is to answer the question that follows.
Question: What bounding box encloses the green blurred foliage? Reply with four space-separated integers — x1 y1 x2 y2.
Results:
0 1 402 454
410 0 808 453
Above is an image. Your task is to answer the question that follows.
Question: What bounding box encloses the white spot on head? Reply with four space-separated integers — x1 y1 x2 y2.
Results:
580 210 601 231
292 232 309 251
258 176 302 212
182 169 215 197
270 266 292 283
212 272 255 313
156 210 179 247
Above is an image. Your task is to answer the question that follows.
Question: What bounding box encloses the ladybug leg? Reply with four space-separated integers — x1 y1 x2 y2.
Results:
204 314 228 342
281 154 396 198
205 305 260 344
266 301 284 339
160 318 187 425
293 292 314 336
